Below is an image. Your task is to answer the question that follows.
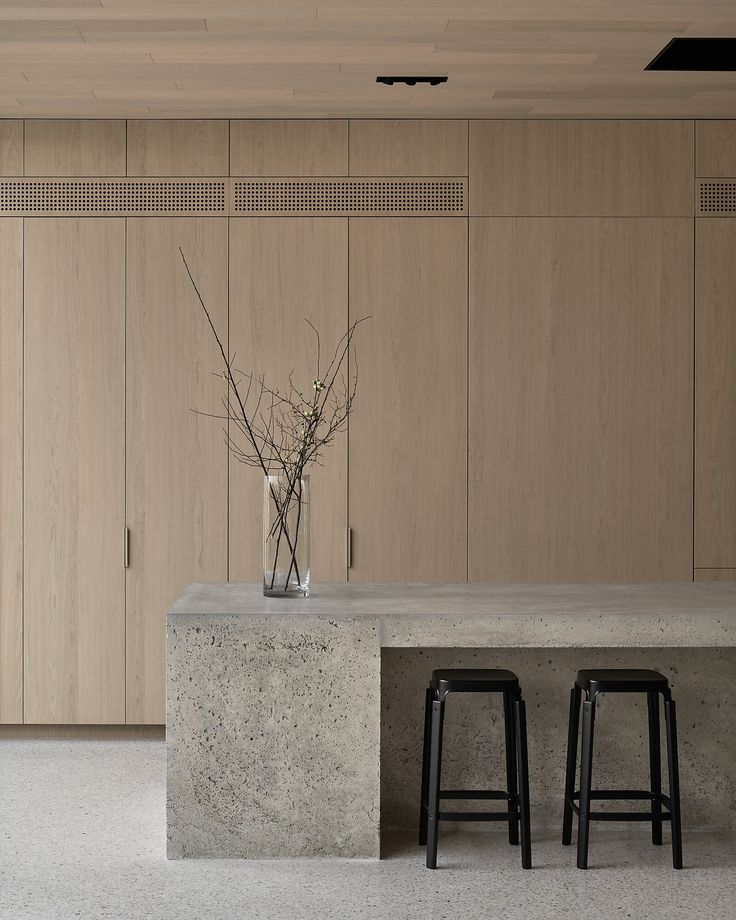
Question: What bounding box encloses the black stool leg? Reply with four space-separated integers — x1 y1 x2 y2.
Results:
577 696 596 869
514 695 532 869
425 697 445 869
664 696 683 869
418 686 433 846
503 690 520 846
647 691 663 846
562 686 582 846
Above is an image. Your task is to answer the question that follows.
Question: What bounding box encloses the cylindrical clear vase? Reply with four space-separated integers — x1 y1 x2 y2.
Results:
263 473 310 598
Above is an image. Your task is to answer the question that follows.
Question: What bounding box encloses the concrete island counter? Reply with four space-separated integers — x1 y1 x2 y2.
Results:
166 582 736 859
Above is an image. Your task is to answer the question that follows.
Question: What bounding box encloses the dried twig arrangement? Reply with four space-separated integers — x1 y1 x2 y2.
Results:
180 248 366 593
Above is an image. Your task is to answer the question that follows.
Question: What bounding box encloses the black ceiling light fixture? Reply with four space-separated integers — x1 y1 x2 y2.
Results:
646 38 736 71
376 75 448 86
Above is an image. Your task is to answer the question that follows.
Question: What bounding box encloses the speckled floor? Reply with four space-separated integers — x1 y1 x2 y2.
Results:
1 741 734 920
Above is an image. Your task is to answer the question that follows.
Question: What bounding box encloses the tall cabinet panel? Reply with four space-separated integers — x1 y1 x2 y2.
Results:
348 218 468 582
24 219 125 723
126 219 228 724
469 218 693 581
696 219 736 568
0 220 23 722
229 218 348 583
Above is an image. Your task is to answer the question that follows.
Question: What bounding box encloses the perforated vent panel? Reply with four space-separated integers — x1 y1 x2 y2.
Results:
0 177 468 216
233 178 466 215
698 180 736 215
0 179 226 215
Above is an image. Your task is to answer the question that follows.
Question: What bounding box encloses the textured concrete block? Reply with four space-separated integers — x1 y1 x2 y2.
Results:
167 614 381 858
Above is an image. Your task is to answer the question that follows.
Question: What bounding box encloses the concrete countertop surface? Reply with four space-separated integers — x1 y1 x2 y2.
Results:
170 580 736 619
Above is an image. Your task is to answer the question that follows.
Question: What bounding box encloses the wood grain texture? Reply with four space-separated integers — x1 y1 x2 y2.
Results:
695 219 736 568
696 121 736 177
0 219 22 723
0 121 23 175
23 119 125 175
348 218 467 582
0 724 164 739
469 217 693 582
1 7 736 117
24 218 125 723
126 218 228 724
348 120 468 176
230 119 348 175
469 120 694 216
228 218 348 583
694 569 736 582
126 119 228 176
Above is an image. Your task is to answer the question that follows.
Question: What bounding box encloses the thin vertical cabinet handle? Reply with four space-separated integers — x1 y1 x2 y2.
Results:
346 527 352 569
124 527 130 568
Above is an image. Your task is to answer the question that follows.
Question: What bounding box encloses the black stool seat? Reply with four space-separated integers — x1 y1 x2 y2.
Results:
576 669 669 695
431 668 519 697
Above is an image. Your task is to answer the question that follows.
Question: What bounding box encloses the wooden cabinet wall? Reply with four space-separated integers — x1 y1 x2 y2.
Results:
24 219 126 724
125 219 228 724
696 122 736 177
126 120 229 176
349 120 467 176
469 120 693 217
0 219 23 722
24 120 126 176
0 116 734 724
469 218 693 582
348 218 468 582
230 120 348 176
695 570 736 582
0 121 22 175
695 219 736 569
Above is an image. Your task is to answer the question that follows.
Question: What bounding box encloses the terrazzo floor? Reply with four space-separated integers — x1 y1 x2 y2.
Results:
1 740 735 920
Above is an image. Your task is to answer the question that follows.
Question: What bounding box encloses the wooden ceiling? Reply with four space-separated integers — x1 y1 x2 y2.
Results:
0 1 735 118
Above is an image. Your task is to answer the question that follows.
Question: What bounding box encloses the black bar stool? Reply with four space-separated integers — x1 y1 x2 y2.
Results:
418 668 532 870
562 668 683 870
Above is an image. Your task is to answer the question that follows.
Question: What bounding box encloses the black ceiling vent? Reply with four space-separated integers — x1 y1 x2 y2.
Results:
376 76 447 86
646 38 736 71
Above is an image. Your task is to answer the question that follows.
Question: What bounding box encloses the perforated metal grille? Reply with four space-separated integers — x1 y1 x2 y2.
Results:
0 179 226 214
699 180 736 214
233 178 466 214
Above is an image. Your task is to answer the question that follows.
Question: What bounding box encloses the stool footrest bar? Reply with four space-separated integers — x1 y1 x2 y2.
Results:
572 789 667 802
587 809 672 822
567 787 674 823
439 790 512 800
438 810 519 822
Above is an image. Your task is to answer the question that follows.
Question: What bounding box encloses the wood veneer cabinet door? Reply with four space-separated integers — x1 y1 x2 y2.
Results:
696 122 736 177
348 120 468 176
348 218 468 582
126 120 228 176
0 220 23 723
126 219 228 724
695 570 736 582
230 120 348 176
24 219 125 723
229 218 348 582
469 120 693 217
24 120 125 176
696 219 736 568
0 121 23 176
469 218 693 582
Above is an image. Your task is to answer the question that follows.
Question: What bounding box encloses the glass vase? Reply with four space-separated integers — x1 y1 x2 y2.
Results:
263 473 310 598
